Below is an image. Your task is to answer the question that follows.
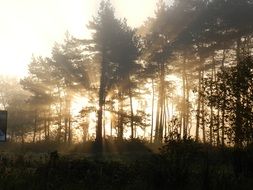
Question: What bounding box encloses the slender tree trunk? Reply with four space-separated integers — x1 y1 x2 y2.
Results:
221 103 225 146
39 130 41 141
234 39 243 148
33 111 37 143
179 112 183 139
235 96 242 148
96 57 106 147
196 63 202 141
118 91 124 140
221 49 226 147
182 57 187 139
110 111 113 137
150 80 155 143
163 97 167 138
236 38 242 62
215 66 220 146
47 119 50 141
201 69 206 143
217 109 220 146
58 110 62 142
166 97 171 138
186 75 190 139
209 57 215 145
109 101 114 137
155 96 160 142
155 62 166 143
129 89 134 139
134 123 137 138
103 105 106 139
44 112 47 141
68 117 71 144
82 119 88 142
97 105 103 145
57 88 63 143
21 126 24 144
64 118 68 143
65 97 71 144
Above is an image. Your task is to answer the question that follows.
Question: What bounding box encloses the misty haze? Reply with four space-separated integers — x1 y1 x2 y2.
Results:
0 0 253 189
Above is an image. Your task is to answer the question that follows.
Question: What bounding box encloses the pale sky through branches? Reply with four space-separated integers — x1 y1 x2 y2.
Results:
0 0 172 77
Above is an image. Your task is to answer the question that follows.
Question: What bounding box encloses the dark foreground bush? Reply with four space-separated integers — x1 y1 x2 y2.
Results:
0 139 151 154
0 140 253 190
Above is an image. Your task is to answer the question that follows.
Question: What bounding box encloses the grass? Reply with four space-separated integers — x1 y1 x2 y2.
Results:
0 139 253 189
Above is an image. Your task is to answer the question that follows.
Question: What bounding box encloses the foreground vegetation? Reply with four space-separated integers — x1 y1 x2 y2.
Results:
1 139 253 190
1 0 252 149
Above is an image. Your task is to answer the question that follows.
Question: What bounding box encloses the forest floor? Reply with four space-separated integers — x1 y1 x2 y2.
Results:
0 139 253 190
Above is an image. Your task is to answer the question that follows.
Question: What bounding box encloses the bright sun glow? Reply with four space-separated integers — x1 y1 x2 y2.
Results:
0 0 96 77
0 0 175 142
71 96 89 116
0 0 161 77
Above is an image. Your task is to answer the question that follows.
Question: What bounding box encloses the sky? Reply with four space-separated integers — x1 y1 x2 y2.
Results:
0 0 172 77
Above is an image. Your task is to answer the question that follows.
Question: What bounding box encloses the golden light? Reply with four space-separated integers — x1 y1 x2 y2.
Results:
70 96 89 116
0 0 160 77
0 0 176 141
0 0 96 77
69 74 186 142
111 0 156 28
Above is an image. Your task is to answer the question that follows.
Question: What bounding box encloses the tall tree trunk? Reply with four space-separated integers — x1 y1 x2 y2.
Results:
221 102 225 146
201 69 206 143
186 75 190 138
217 109 220 146
179 112 183 139
97 106 103 142
221 49 226 147
209 57 215 145
166 96 171 138
163 97 167 138
57 87 63 143
214 66 220 146
155 62 166 143
235 95 242 148
118 91 124 140
33 111 37 143
150 79 155 143
44 112 47 141
103 105 106 139
234 39 243 148
110 107 113 137
182 57 187 139
47 119 50 141
155 96 161 142
64 118 68 143
96 57 106 147
196 62 202 141
58 108 62 142
68 117 71 144
64 97 71 144
21 126 24 144
129 89 134 139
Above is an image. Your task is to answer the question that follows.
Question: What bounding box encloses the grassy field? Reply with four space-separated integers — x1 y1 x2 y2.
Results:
0 139 253 190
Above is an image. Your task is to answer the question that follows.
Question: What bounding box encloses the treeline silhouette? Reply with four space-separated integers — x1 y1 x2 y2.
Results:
1 1 253 189
0 0 253 148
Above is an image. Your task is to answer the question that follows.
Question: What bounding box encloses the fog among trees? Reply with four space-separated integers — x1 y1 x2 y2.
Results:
1 0 251 147
0 1 253 189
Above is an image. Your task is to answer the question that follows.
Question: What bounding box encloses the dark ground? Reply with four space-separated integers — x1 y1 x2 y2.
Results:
1 139 253 190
